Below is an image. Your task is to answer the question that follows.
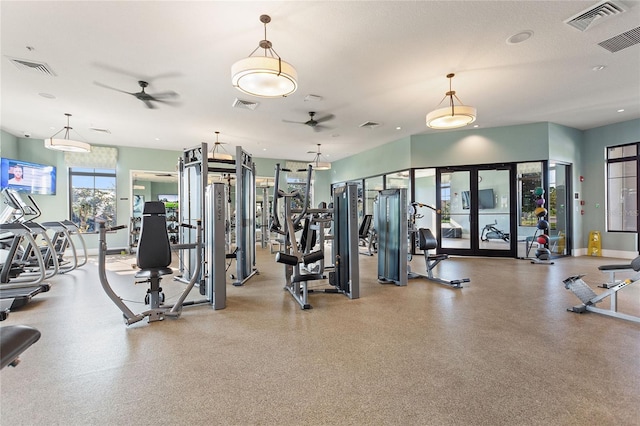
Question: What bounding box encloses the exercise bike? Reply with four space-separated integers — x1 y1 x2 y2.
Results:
480 220 509 242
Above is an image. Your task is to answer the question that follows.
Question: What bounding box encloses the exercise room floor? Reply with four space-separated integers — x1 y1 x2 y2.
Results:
1 248 639 425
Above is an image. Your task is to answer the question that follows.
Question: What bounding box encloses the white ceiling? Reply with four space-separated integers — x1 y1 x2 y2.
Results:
2 1 639 165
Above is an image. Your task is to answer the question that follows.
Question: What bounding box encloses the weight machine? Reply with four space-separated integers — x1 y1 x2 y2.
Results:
376 188 408 286
178 143 257 308
410 202 469 288
97 201 212 325
271 164 359 309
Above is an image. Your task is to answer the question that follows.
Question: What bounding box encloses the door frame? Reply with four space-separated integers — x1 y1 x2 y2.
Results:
436 163 517 257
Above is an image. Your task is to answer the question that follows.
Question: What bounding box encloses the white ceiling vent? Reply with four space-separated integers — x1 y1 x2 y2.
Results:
564 1 627 32
89 127 111 134
598 26 640 52
359 121 381 129
6 56 57 76
232 98 259 110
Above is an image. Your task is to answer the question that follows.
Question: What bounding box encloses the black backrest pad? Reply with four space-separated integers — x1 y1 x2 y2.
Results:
137 201 171 269
418 228 437 250
359 214 372 238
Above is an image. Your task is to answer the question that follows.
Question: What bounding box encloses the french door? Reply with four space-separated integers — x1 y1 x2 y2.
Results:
437 164 517 257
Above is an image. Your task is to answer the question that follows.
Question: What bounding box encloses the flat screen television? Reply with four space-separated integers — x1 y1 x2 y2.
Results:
0 158 56 195
461 188 495 209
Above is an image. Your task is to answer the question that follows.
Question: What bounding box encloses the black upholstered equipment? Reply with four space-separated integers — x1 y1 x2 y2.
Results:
418 228 447 261
135 201 172 279
417 228 469 288
358 214 373 240
1 325 41 369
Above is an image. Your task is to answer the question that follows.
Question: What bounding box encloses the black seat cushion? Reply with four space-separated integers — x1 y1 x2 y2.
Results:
137 201 171 270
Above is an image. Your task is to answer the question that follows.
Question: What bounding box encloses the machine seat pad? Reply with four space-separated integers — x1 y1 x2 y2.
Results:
292 273 325 283
135 267 173 279
598 263 632 271
418 228 438 251
427 254 449 262
1 325 41 369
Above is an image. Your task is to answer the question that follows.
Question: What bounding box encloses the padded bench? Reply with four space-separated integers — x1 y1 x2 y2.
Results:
1 325 41 369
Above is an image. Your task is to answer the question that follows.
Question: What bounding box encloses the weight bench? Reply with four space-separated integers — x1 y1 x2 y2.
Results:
1 325 41 369
414 228 470 289
598 261 635 289
563 256 640 323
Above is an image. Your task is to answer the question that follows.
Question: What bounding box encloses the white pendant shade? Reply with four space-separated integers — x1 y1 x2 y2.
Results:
309 161 331 171
426 73 477 130
45 113 91 152
45 138 91 152
426 105 477 130
232 56 297 98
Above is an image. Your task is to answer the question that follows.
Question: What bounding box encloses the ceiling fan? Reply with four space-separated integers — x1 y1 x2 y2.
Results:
94 80 179 109
283 111 335 132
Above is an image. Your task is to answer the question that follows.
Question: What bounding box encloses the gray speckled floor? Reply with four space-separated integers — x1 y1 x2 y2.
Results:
1 248 639 425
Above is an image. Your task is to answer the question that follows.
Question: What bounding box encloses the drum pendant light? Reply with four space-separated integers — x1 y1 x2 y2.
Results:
426 73 477 130
231 15 298 98
45 113 91 152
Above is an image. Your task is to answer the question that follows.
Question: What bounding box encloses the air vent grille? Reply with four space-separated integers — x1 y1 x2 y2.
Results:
359 121 381 129
232 98 259 110
7 57 57 76
564 1 626 32
90 127 111 134
598 26 640 52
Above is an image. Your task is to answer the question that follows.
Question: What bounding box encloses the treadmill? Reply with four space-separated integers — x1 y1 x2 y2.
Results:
0 190 52 311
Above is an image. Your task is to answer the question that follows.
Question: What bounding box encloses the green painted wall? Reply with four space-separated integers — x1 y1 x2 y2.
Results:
548 123 584 249
582 119 640 255
330 136 411 182
410 122 550 167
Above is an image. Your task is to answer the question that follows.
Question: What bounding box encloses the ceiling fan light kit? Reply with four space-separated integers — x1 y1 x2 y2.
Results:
45 113 91 152
426 73 477 130
231 14 298 98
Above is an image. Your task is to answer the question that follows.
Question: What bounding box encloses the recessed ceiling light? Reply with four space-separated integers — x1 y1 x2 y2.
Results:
506 30 533 45
473 124 480 128
155 137 160 141
617 109 625 113
592 65 606 71
396 126 401 130
39 92 55 99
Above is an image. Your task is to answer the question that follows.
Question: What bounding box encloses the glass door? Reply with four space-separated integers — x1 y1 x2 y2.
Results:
548 163 571 256
437 165 516 257
438 169 471 251
477 168 514 256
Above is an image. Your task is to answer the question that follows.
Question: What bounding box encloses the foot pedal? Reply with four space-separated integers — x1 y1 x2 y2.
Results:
563 275 597 304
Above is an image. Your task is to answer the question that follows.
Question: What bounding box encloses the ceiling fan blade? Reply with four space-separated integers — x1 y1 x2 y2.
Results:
149 98 181 107
315 114 335 124
142 99 156 109
282 119 307 125
148 91 179 100
93 81 135 95
313 124 330 132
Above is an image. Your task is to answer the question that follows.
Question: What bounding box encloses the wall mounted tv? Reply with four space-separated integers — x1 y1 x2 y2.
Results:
0 158 57 195
461 189 495 210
